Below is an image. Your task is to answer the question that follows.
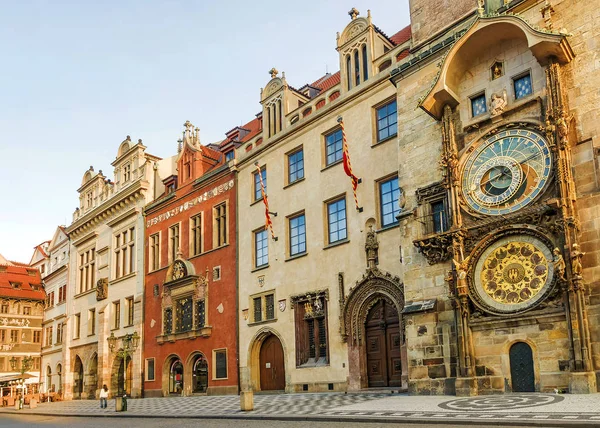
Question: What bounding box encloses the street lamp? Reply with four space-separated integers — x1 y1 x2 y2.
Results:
107 331 139 411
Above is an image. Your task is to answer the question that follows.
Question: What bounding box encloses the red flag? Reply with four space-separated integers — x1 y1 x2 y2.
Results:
255 163 277 240
338 117 361 211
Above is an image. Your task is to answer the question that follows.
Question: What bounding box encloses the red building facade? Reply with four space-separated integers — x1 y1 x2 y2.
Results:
143 124 238 396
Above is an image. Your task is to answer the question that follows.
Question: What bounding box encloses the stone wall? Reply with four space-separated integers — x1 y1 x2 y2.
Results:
409 0 475 46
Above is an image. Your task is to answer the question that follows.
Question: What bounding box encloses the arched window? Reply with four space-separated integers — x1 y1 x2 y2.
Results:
354 49 360 86
169 359 184 395
346 55 352 90
192 355 208 393
379 59 392 72
278 100 283 132
362 44 368 81
329 91 341 102
266 106 271 138
46 366 52 393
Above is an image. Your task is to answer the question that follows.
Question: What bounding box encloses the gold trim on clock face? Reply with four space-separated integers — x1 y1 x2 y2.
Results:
461 128 552 215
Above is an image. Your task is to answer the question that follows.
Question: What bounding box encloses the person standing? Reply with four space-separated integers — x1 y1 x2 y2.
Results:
99 384 109 409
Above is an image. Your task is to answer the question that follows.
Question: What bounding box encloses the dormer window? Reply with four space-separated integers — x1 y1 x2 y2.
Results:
185 161 192 179
10 282 22 289
86 191 93 208
123 164 131 182
225 151 234 162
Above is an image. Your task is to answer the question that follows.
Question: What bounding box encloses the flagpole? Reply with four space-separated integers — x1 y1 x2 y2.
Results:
255 162 278 241
338 117 362 212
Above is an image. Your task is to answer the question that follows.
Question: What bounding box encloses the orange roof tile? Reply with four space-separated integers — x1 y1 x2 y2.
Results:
311 71 341 92
0 265 45 300
390 25 411 46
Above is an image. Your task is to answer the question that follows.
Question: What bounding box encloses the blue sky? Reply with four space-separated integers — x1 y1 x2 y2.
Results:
0 1 410 263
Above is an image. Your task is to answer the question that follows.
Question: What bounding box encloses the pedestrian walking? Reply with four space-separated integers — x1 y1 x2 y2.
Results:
99 384 109 409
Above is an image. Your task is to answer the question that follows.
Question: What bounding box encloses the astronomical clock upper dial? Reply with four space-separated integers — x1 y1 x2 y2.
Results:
461 128 552 215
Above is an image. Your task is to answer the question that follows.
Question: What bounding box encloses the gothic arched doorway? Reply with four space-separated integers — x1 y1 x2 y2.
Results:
56 364 62 394
73 356 84 399
45 366 52 393
365 299 402 387
510 342 535 392
169 358 184 395
260 334 285 391
192 354 208 393
87 353 98 398
113 356 132 397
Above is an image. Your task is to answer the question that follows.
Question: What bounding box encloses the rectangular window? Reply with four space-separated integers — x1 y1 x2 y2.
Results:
113 301 121 330
78 248 95 293
58 285 66 303
0 304 7 314
74 313 81 339
56 323 63 344
190 214 202 256
215 349 227 379
169 223 180 262
380 177 401 227
225 151 235 162
432 200 449 234
195 300 205 329
33 330 41 343
88 309 96 336
175 298 193 333
114 228 135 279
150 233 160 271
163 307 173 335
253 297 262 323
123 163 131 182
10 330 19 343
327 198 347 244
0 357 4 371
45 326 53 347
471 93 487 117
295 296 328 366
253 167 267 202
214 203 227 247
514 73 532 99
23 306 31 315
33 357 40 371
0 330 5 343
325 129 343 166
145 358 155 381
289 214 306 256
46 291 55 308
288 149 304 184
265 294 275 321
254 229 269 268
376 100 398 142
251 293 275 323
127 297 134 326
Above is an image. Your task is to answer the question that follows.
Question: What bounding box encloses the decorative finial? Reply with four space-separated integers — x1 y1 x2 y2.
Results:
269 67 278 78
477 0 485 16
99 170 102 175
138 139 142 144
126 135 131 141
348 7 359 20
89 166 94 171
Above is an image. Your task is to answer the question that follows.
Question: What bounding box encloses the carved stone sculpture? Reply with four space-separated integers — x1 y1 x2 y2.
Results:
553 247 566 281
96 278 108 301
571 243 585 278
489 90 508 116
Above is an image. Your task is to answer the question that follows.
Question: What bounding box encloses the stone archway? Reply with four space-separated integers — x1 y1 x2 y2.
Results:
161 354 183 396
341 267 406 390
73 355 84 399
247 328 288 392
87 353 98 399
110 354 132 397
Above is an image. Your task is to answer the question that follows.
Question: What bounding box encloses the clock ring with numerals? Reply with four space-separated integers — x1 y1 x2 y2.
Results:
461 128 552 215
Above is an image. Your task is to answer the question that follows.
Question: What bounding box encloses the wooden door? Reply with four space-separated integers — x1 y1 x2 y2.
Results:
510 342 535 392
366 300 402 387
260 335 285 391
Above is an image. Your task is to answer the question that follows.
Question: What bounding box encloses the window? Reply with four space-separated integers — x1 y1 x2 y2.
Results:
74 313 81 339
123 164 131 182
225 150 234 162
380 177 401 227
45 327 53 347
214 203 227 247
11 330 19 343
514 72 532 99
78 248 95 293
325 129 343 166
45 291 55 308
251 292 275 323
289 214 307 256
327 198 347 244
362 44 368 81
354 49 360 86
346 54 352 90
175 298 193 333
145 358 155 381
40 265 45 274
432 200 449 234
58 285 66 303
195 300 205 329
253 167 267 202
150 233 160 271
288 148 304 184
295 295 328 367
10 282 21 289
56 323 63 344
86 192 93 208
114 227 135 279
214 349 227 379
163 307 173 335
33 357 41 371
254 229 269 268
113 301 121 330
471 93 487 117
190 214 202 256
376 100 397 142
169 223 180 262
126 297 134 326
88 309 96 336
33 330 41 343
1 304 7 314
23 306 31 315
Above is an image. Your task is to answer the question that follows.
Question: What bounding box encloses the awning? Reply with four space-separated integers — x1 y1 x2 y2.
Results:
0 373 35 384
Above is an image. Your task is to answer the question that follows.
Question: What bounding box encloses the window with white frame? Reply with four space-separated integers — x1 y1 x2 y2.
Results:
169 223 180 262
114 227 135 279
190 214 202 256
150 233 160 271
254 228 268 268
326 198 347 244
214 203 227 247
78 248 95 293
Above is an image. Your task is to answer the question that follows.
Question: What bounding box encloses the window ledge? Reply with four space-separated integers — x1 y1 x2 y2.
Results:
74 288 96 299
376 223 400 234
250 197 265 207
157 326 213 344
285 252 308 263
251 264 270 273
87 333 95 337
323 239 350 250
248 318 277 327
109 271 137 286
320 159 342 173
298 358 330 369
372 134 397 148
283 177 305 190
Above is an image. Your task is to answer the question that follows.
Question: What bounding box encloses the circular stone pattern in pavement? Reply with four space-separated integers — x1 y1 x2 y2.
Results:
438 394 564 411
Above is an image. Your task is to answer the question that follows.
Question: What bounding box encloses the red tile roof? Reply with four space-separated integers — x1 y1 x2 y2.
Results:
0 265 45 300
311 71 341 92
390 25 411 46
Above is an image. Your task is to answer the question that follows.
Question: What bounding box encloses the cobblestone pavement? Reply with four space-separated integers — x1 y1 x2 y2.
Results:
2 392 600 426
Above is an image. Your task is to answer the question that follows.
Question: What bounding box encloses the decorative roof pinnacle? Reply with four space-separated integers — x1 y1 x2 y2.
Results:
269 67 278 78
348 7 359 20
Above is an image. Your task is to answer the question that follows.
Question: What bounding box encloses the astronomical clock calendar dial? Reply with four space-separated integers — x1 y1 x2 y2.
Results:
461 128 552 215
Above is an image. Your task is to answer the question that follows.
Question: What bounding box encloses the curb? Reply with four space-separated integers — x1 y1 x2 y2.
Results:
2 410 600 427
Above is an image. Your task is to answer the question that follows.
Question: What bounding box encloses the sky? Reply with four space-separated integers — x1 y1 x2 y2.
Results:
0 0 410 263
